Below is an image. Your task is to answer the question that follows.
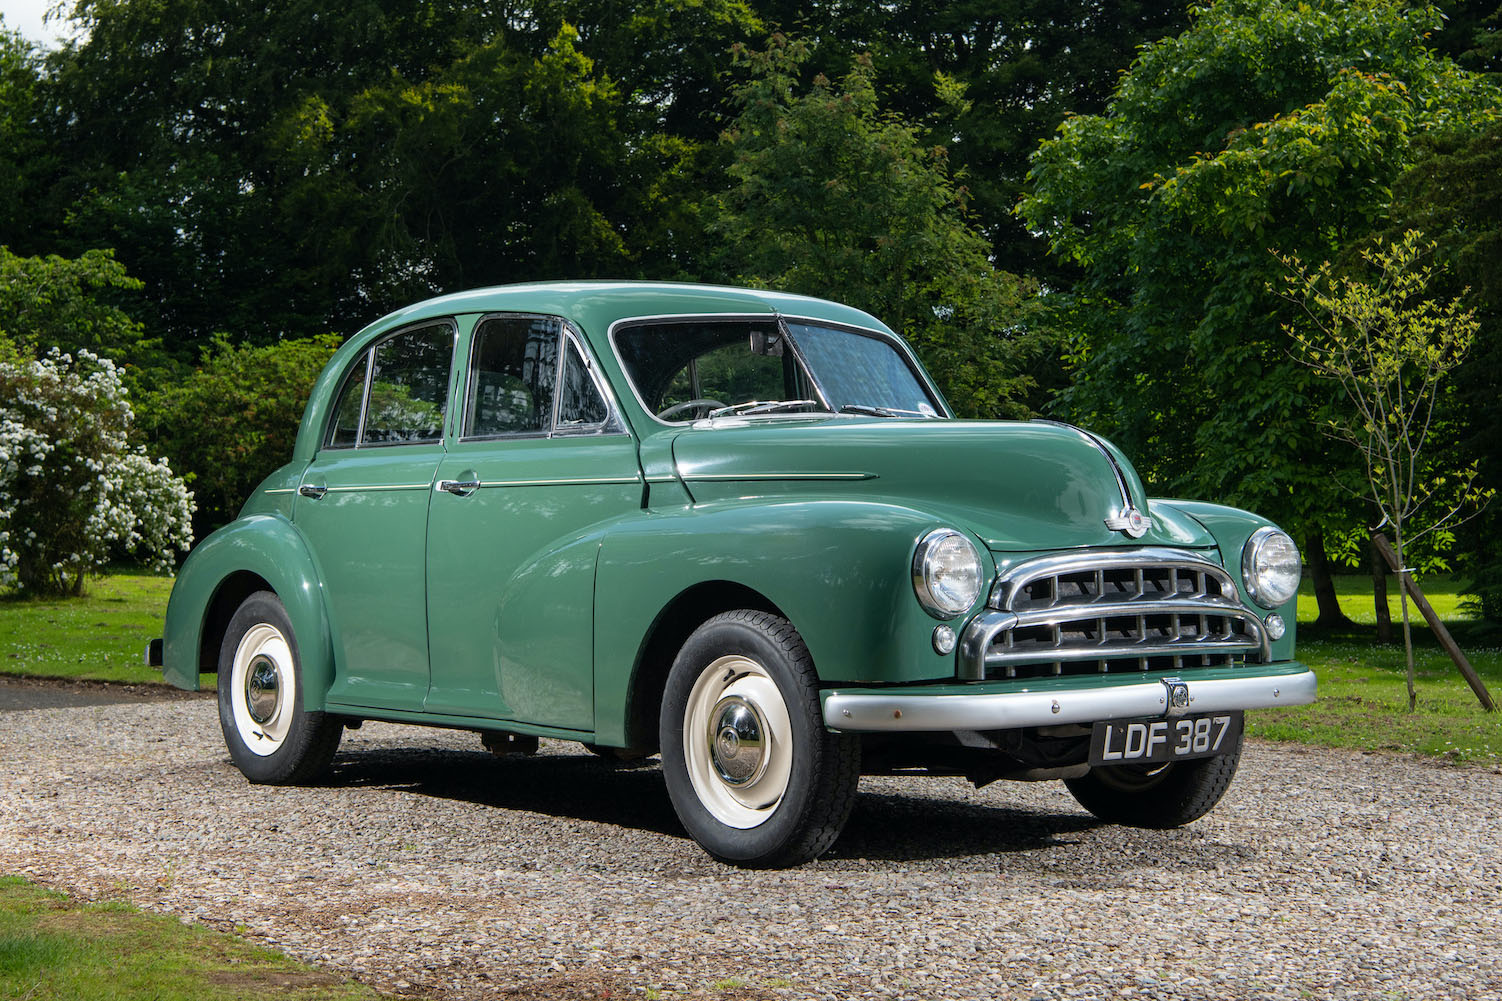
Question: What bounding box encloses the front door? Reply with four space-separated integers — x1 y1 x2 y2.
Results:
294 319 457 711
424 314 640 731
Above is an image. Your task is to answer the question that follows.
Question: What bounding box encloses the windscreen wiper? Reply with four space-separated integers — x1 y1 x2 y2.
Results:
708 399 824 418
838 404 937 418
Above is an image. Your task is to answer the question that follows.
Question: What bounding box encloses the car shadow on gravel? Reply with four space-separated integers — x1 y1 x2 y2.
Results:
825 792 1101 862
323 745 685 836
319 744 1114 863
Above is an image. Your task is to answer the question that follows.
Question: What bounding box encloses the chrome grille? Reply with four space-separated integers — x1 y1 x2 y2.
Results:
958 549 1269 682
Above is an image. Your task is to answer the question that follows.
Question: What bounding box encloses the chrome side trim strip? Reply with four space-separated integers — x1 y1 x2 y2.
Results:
326 483 432 493
473 476 642 489
681 471 877 482
823 669 1317 733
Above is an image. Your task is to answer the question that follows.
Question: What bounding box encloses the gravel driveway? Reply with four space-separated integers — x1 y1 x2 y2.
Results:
2 692 1499 1000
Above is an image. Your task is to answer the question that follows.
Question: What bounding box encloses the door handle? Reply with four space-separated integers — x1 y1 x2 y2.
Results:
438 479 480 496
298 484 328 500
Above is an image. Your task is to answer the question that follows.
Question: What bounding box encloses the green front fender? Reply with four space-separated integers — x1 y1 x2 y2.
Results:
592 499 993 747
162 514 335 711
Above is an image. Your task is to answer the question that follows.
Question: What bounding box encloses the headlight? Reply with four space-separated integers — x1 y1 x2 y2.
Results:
912 529 984 618
1242 527 1301 608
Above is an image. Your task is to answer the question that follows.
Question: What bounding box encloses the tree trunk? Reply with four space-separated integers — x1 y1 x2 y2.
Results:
1394 526 1417 712
1370 536 1394 644
1305 528 1354 628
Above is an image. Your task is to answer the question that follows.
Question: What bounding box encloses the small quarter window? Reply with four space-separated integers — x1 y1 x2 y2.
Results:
362 322 454 445
558 339 608 427
325 353 370 448
465 316 561 436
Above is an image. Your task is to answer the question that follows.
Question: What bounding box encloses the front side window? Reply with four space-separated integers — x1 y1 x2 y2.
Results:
613 318 940 422
465 316 560 436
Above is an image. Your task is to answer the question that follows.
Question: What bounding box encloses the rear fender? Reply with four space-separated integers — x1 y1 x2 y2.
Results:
162 515 335 711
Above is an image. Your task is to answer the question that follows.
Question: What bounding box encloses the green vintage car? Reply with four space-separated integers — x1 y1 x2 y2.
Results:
152 282 1314 866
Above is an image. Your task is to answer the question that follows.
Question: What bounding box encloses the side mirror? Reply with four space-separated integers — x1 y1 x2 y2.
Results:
749 330 784 357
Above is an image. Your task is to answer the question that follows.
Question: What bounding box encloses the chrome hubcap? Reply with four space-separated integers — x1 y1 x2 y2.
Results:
228 622 295 756
709 696 767 786
683 655 794 829
245 655 281 724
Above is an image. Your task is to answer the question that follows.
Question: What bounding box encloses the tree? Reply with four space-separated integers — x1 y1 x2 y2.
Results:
0 246 152 364
745 1 1193 279
1385 122 1502 618
1018 0 1501 624
139 334 341 539
0 349 193 596
0 22 51 247
708 36 1039 419
1280 232 1491 709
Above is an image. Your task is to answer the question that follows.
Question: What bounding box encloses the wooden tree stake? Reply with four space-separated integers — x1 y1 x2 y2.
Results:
1371 533 1496 712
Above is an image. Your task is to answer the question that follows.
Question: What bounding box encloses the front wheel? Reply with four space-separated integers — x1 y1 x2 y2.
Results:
660 610 859 867
217 591 342 784
1064 730 1243 828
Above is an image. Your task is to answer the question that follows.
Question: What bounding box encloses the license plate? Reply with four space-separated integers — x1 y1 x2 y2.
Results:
1088 711 1242 767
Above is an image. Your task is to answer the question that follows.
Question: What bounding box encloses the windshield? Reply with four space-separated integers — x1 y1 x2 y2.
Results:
613 318 942 423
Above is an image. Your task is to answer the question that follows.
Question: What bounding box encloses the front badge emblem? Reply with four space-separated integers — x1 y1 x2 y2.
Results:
1162 677 1191 717
1105 506 1150 539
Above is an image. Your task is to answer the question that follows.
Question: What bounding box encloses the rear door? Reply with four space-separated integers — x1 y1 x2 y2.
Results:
424 314 640 730
294 320 456 711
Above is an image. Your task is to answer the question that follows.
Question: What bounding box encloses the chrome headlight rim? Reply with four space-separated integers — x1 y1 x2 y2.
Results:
911 528 985 619
1242 526 1301 609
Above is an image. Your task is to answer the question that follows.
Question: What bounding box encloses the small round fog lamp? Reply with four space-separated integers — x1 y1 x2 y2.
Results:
1265 613 1286 641
932 624 957 655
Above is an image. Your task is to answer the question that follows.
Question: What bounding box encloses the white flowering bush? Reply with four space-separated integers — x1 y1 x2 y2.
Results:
0 349 193 595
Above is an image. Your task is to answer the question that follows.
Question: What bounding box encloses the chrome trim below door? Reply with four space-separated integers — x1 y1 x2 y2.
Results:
821 669 1316 732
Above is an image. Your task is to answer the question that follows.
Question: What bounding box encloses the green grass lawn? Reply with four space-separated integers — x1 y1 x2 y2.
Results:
1248 574 1502 765
1 568 1499 765
0 877 390 1001
0 572 173 685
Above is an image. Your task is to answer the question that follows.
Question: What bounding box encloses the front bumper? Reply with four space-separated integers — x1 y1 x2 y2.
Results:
822 663 1315 733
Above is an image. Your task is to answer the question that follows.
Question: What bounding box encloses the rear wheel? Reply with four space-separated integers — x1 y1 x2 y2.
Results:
1064 730 1243 828
660 610 859 867
217 591 342 784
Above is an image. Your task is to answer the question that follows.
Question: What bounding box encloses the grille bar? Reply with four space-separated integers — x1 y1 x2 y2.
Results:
959 549 1271 682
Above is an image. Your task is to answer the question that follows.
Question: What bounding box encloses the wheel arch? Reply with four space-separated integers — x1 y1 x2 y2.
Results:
592 499 976 748
617 580 786 752
162 514 336 711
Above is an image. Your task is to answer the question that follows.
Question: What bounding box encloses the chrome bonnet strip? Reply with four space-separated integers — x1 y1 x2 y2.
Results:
823 670 1317 733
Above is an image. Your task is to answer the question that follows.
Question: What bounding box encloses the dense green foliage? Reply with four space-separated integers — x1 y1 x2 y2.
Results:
0 246 150 363
2 0 1500 610
140 335 341 536
709 37 1037 418
1385 122 1502 616
1019 0 1500 570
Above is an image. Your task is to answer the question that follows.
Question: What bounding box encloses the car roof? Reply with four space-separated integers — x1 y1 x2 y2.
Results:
363 281 893 339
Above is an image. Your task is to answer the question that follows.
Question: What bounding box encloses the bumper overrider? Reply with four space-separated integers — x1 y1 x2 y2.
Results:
822 664 1316 732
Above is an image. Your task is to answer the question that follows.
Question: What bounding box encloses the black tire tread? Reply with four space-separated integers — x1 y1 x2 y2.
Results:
661 609 860 868
729 610 861 865
1064 733 1242 829
217 591 342 786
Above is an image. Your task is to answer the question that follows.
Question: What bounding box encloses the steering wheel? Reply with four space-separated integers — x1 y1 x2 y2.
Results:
657 398 727 421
